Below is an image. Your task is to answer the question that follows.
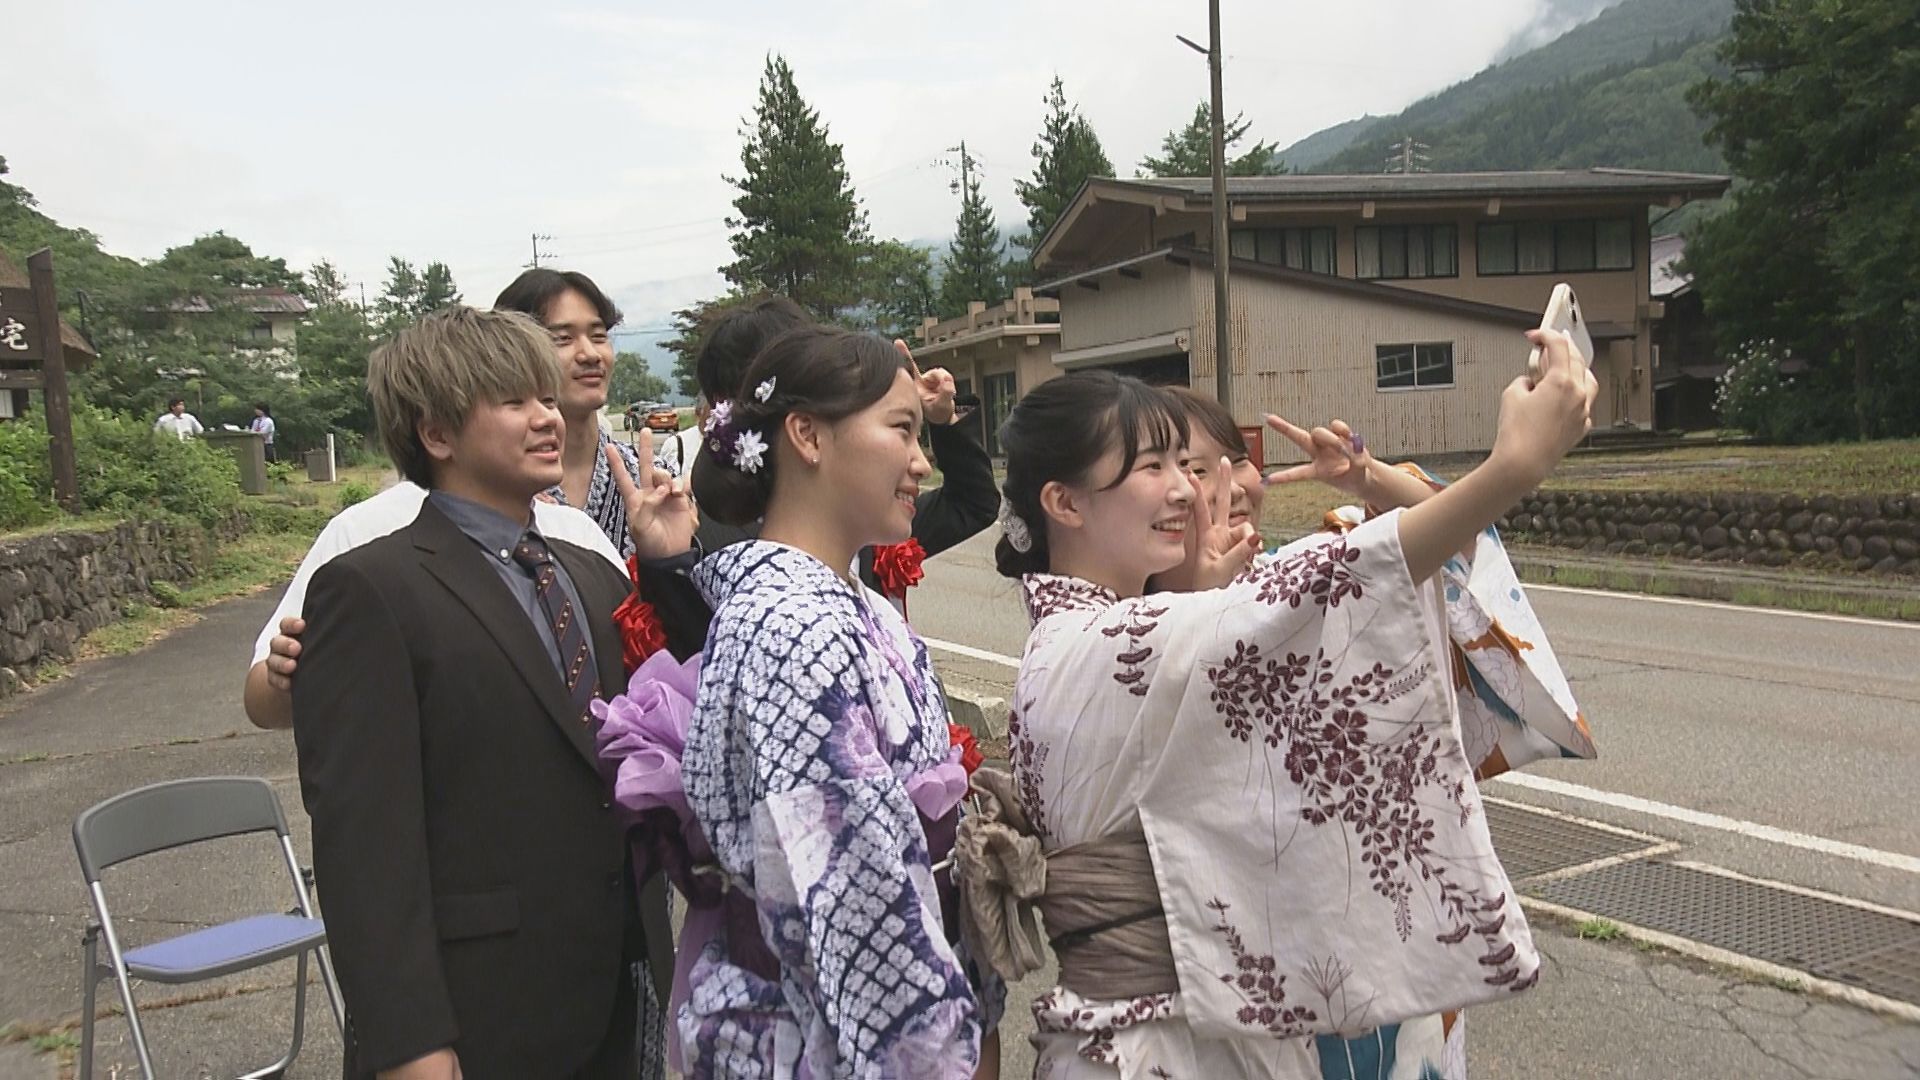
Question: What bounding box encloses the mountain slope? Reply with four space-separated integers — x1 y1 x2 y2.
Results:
1279 0 1735 172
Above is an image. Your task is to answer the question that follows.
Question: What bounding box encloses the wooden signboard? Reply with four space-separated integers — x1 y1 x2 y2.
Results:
0 285 45 365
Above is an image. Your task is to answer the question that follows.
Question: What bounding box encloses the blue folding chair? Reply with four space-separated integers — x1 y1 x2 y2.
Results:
73 776 343 1079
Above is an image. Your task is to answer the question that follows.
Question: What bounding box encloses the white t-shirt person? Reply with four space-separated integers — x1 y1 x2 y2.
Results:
154 408 204 440
249 481 625 666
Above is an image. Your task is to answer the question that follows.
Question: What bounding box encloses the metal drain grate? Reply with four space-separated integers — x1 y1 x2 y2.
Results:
1483 801 1662 880
1530 860 1920 1005
1818 936 1920 1005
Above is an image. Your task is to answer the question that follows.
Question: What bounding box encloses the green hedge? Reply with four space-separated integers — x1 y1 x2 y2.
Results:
0 405 243 529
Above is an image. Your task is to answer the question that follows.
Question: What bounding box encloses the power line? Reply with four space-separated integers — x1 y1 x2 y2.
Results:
528 232 556 268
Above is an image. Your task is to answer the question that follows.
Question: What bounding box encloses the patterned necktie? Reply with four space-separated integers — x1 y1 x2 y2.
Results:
511 534 601 725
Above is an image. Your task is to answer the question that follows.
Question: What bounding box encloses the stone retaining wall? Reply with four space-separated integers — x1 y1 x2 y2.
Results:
1497 490 1920 576
0 518 236 698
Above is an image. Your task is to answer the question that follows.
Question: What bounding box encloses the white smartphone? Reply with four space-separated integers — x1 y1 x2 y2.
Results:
1528 283 1596 377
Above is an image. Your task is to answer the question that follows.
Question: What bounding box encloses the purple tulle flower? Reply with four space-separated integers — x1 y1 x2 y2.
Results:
593 649 702 820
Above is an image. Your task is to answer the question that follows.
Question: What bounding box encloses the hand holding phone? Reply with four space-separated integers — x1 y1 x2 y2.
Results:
1528 283 1596 379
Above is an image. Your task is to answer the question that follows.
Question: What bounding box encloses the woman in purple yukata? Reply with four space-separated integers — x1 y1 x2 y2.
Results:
955 331 1597 1079
681 325 989 1077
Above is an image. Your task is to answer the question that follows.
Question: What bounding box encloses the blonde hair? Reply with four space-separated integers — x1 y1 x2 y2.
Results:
367 306 562 487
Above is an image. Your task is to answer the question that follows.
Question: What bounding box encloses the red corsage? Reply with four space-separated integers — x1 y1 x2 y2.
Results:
613 555 668 671
872 538 927 599
948 723 984 776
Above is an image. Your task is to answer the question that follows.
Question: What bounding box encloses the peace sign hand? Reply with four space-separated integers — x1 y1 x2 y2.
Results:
1260 414 1377 501
610 428 699 560
1157 457 1260 592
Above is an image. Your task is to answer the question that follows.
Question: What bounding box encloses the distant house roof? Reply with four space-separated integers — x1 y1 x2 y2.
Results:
0 247 97 369
1033 167 1732 271
1650 233 1691 299
169 287 311 316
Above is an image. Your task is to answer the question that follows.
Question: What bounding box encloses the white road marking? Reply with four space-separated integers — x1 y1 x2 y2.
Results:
1528 583 1920 631
925 636 1920 875
1491 773 1920 875
924 636 1021 669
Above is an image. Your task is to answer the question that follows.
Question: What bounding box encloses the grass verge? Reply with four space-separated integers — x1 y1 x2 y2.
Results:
1516 560 1920 622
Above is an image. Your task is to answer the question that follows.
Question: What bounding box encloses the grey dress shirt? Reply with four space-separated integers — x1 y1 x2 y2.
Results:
427 490 597 681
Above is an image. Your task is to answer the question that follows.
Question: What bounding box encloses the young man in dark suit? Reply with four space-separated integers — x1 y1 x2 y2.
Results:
292 307 690 1078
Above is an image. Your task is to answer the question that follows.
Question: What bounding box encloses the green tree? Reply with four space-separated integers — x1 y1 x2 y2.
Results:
418 261 463 312
1013 76 1114 253
609 351 671 407
939 142 1004 317
1684 0 1920 439
860 240 938 340
374 257 423 332
661 291 749 398
1139 102 1282 178
152 232 302 291
723 54 870 320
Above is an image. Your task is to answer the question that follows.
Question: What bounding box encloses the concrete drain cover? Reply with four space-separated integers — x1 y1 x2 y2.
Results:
1529 860 1920 1005
1483 800 1663 880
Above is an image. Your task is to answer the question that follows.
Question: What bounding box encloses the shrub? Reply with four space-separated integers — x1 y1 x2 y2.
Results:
337 480 375 509
71 407 242 526
1715 342 1855 445
148 580 186 608
0 417 55 529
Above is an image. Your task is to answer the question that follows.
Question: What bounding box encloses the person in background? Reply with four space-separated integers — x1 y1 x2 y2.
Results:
494 267 667 558
250 402 278 462
154 397 203 440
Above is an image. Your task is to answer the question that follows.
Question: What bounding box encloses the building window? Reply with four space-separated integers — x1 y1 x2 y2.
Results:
1356 224 1458 280
1376 342 1454 390
983 371 1017 456
1228 226 1336 274
1478 218 1634 275
246 323 277 341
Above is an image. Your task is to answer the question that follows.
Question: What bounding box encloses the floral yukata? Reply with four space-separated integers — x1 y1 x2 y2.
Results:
1012 511 1592 1080
683 540 984 1077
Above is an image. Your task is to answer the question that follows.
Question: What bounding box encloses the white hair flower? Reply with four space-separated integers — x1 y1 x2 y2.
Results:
754 377 776 403
733 429 768 474
702 400 733 435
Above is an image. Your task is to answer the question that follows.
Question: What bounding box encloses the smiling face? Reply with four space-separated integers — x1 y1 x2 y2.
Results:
813 369 930 547
1053 418 1196 590
425 394 565 510
541 288 615 418
1184 426 1263 532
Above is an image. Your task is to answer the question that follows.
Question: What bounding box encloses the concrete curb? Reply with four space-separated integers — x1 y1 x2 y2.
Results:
942 679 1008 740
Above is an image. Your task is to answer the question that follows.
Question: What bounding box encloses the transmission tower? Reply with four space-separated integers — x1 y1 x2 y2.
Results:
1385 135 1432 174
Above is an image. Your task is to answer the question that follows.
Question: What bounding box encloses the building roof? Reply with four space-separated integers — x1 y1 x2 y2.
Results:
1038 245 1636 339
169 287 311 316
1109 168 1732 203
0 247 97 368
1649 233 1691 299
1033 167 1732 271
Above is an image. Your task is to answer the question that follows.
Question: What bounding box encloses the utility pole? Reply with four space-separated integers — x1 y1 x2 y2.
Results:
1179 0 1233 414
529 233 554 269
1386 135 1431 174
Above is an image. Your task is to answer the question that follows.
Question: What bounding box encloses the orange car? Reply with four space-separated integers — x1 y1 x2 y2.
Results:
644 405 681 434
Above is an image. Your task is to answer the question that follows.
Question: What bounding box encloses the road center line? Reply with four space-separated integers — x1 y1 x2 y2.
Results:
925 636 1920 875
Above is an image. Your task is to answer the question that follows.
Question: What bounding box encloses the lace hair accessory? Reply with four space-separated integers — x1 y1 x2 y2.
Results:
999 497 1032 553
753 377 776 403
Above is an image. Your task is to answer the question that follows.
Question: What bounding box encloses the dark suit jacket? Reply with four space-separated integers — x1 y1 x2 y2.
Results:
292 500 672 1077
642 416 1000 658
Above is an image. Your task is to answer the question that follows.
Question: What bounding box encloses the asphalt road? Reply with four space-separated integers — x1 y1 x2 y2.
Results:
1 534 1917 1078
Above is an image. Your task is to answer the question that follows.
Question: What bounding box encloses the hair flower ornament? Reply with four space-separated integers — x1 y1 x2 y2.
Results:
753 377 776 403
998 497 1032 553
732 429 768 474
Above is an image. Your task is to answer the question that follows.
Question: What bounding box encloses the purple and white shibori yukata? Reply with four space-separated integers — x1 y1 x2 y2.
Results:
1011 510 1593 1079
681 539 984 1077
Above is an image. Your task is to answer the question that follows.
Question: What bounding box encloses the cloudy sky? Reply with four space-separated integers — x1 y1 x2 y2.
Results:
5 0 1571 378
